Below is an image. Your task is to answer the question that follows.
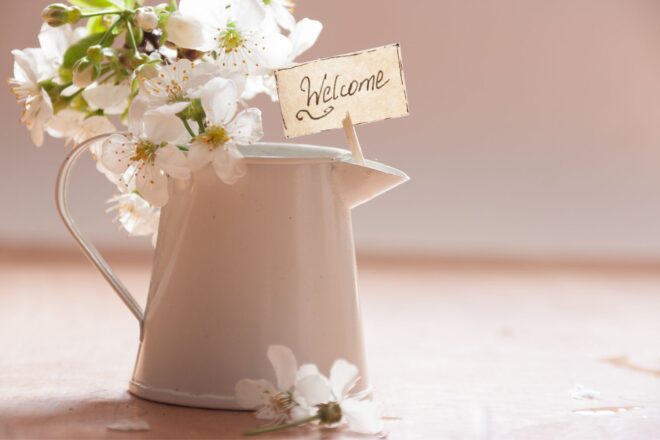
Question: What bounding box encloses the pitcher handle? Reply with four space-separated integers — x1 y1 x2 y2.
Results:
55 134 145 324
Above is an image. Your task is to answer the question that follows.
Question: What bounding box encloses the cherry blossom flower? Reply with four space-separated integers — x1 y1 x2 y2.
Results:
139 58 221 115
100 98 191 207
238 348 383 436
10 49 54 147
235 346 299 424
169 0 292 76
187 77 263 184
10 24 85 146
47 109 116 146
235 345 321 425
107 192 160 246
295 359 383 435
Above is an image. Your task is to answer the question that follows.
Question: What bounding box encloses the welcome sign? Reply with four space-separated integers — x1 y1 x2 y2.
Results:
275 44 409 139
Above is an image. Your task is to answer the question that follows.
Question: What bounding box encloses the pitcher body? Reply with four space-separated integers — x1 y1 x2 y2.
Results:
56 141 408 410
132 145 369 408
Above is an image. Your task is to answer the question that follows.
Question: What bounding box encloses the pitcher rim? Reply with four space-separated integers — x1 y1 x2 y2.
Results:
238 142 409 180
236 142 351 164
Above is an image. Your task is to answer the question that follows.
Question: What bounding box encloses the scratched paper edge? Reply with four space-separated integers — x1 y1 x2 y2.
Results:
274 44 409 139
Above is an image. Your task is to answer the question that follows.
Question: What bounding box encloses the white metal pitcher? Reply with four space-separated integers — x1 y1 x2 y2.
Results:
56 136 408 409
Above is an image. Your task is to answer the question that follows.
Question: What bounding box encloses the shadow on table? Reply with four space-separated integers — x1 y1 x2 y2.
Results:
0 391 374 439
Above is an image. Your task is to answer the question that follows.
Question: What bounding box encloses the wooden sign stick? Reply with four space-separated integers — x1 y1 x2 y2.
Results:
342 112 365 165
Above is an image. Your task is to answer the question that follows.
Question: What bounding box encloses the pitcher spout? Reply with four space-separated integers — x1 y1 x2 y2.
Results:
334 158 410 208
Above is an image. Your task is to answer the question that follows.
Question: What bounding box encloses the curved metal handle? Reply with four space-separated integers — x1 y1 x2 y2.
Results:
55 134 145 324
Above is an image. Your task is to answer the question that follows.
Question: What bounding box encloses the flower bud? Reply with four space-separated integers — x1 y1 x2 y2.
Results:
134 7 159 32
41 3 81 27
72 58 96 88
128 52 150 69
86 45 104 64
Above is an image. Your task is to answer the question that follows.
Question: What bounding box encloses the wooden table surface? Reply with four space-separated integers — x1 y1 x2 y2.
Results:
1 250 660 439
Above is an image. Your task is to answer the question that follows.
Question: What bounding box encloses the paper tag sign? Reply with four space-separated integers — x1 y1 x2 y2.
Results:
275 44 409 138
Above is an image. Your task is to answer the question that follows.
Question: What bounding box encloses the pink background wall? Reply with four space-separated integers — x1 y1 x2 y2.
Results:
4 1 660 261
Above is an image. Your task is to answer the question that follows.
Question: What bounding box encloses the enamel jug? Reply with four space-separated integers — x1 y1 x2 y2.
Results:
56 136 408 409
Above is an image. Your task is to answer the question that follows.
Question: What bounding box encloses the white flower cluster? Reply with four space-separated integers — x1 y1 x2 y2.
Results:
10 0 322 245
235 346 383 436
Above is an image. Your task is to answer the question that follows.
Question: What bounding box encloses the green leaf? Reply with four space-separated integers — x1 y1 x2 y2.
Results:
68 0 122 10
62 32 112 69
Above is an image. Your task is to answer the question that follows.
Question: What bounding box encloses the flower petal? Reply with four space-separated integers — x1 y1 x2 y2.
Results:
136 164 169 207
294 374 332 407
227 108 263 145
330 359 359 400
255 406 276 421
211 146 246 185
107 193 159 237
273 4 296 31
143 113 190 144
182 62 221 97
38 24 75 60
100 134 134 175
257 32 293 69
179 0 231 27
83 83 130 115
46 109 83 141
233 0 266 29
296 363 320 382
145 101 191 116
234 379 275 409
166 12 211 51
154 145 191 180
128 97 149 135
267 345 298 391
341 399 383 435
289 19 323 60
77 116 116 145
27 91 53 147
201 77 239 126
187 141 213 172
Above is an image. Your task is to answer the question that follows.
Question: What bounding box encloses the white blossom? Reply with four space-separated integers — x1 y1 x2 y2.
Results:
172 0 292 76
100 98 191 207
10 24 86 146
140 58 221 115
235 346 320 424
187 77 263 184
295 359 383 435
107 192 160 246
10 49 54 147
